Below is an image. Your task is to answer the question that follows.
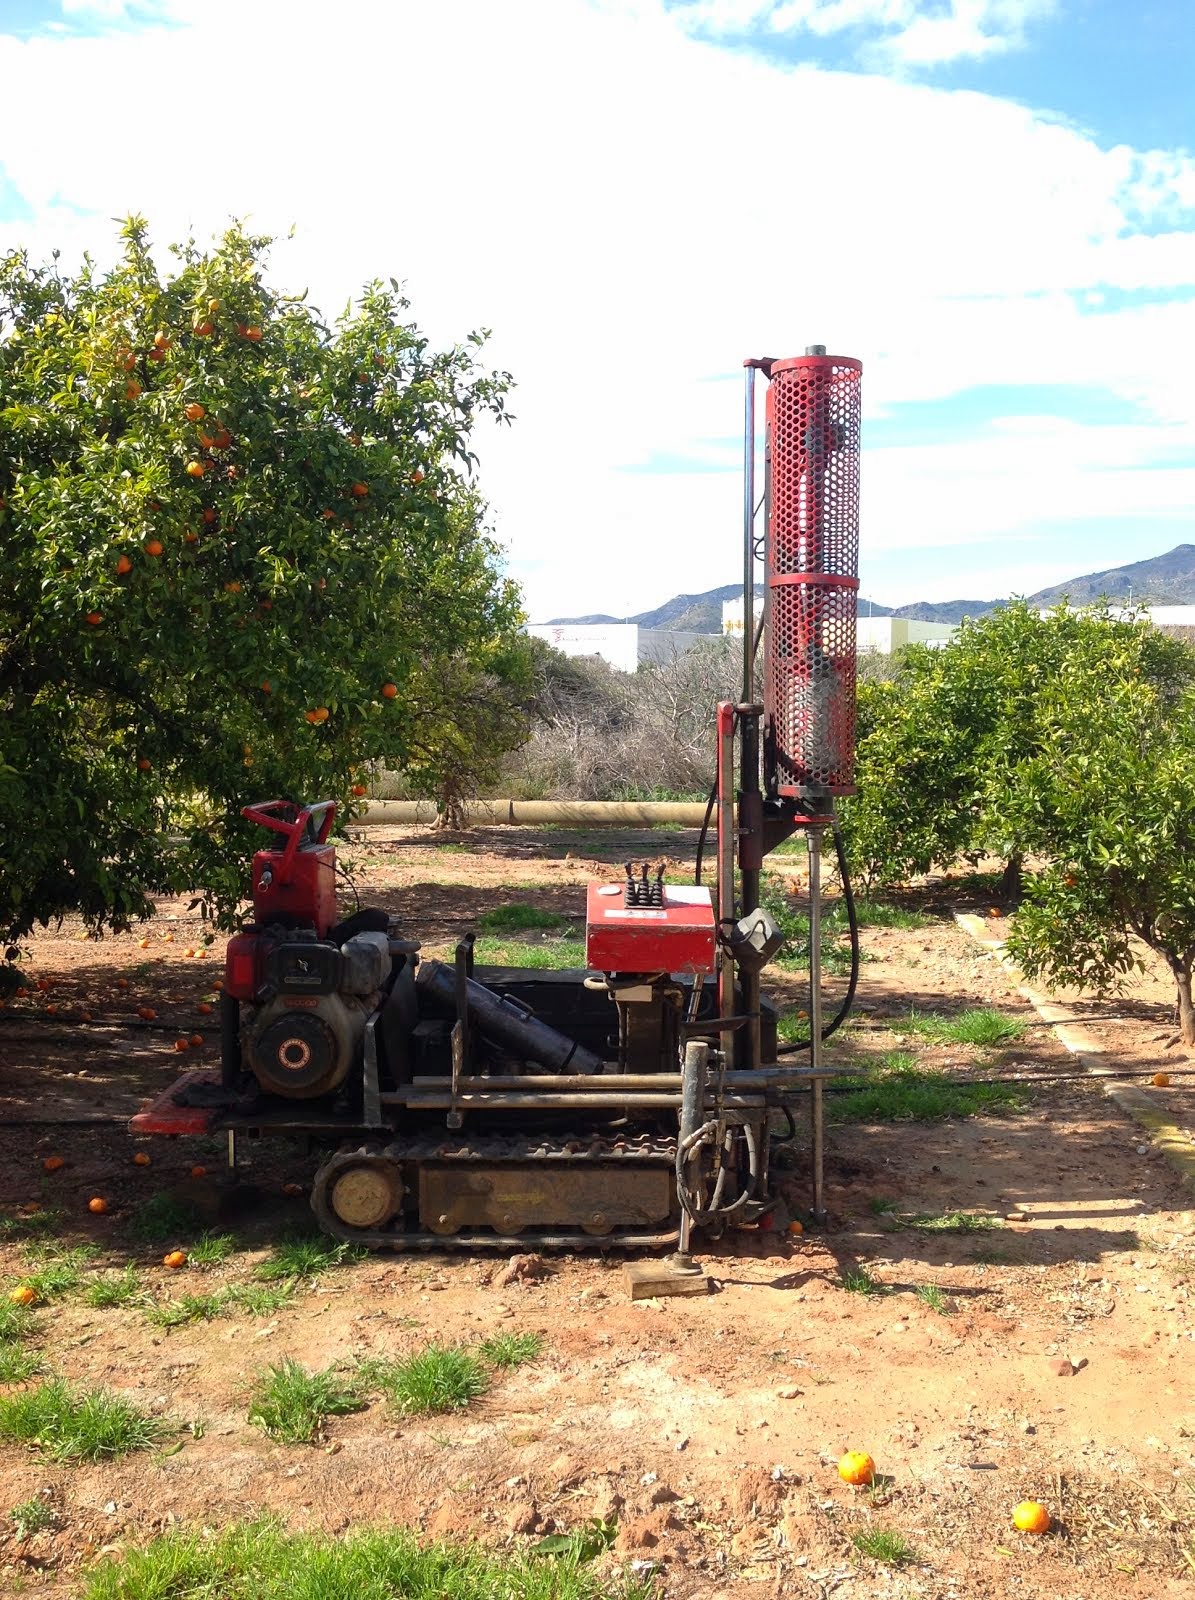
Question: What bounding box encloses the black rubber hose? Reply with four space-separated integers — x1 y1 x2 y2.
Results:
775 815 859 1055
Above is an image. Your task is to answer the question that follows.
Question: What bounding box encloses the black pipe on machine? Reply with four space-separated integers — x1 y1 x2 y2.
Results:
415 960 604 1075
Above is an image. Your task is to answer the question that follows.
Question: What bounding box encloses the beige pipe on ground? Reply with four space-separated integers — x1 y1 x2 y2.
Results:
354 799 710 827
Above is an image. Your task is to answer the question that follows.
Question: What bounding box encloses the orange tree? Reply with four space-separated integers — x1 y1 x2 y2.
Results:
0 218 526 956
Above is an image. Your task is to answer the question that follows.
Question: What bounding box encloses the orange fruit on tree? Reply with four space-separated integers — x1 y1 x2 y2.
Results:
213 428 232 449
245 325 262 341
163 1250 187 1269
410 468 424 483
86 611 103 626
207 298 221 314
351 784 367 798
193 319 214 338
185 460 205 479
1152 1072 1170 1087
42 1156 65 1173
1012 1501 1051 1534
322 508 336 520
133 1151 151 1167
87 1196 109 1214
116 553 133 575
381 682 398 699
145 539 163 557
202 508 218 525
184 402 205 422
137 757 152 771
350 481 369 498
9 1285 37 1306
125 379 142 401
115 348 136 372
154 330 171 350
837 1450 876 1486
147 346 166 363
260 680 272 694
224 580 242 594
198 431 215 449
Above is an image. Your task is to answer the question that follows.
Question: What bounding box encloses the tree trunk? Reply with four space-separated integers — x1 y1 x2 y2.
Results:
1000 854 1023 901
1175 962 1195 1047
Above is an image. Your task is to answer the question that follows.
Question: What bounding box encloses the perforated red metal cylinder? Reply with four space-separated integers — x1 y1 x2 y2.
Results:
764 354 861 798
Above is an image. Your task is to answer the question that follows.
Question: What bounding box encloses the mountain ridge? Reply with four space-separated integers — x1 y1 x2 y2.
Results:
544 544 1195 631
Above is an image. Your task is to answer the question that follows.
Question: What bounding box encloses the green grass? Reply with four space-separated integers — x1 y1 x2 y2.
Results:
16 1244 99 1299
840 1267 885 1297
254 1234 364 1282
913 1285 953 1315
85 1267 148 1309
187 1231 237 1267
477 904 568 933
829 1059 1026 1124
0 1378 165 1461
10 1496 55 1539
903 1006 1025 1047
77 1519 654 1600
760 878 858 977
128 1193 204 1244
433 841 468 854
225 1282 296 1316
146 1291 230 1330
361 1345 489 1415
0 1301 36 1343
851 1528 919 1565
868 1196 899 1216
247 1358 363 1444
901 1210 999 1234
852 900 932 929
532 1517 618 1561
471 937 587 971
0 1207 65 1241
478 1332 543 1369
0 1342 46 1381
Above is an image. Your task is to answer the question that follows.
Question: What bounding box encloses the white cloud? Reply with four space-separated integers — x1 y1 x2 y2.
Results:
0 0 1192 618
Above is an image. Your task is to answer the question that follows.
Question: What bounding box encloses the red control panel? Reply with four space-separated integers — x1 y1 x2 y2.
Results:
585 881 716 975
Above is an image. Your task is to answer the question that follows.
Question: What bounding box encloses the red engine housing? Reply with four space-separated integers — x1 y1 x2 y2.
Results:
240 800 338 935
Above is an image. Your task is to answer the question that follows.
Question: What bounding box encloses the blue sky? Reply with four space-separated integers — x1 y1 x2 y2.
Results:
1 0 1193 617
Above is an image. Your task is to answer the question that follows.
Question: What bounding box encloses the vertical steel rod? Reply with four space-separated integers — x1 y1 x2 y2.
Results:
743 365 757 704
808 828 825 1219
716 706 737 1068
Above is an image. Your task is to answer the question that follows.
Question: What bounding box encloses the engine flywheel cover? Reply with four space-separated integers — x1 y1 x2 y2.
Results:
252 1012 341 1097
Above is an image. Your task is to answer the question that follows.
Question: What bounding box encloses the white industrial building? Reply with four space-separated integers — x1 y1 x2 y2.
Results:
722 597 955 652
528 622 710 673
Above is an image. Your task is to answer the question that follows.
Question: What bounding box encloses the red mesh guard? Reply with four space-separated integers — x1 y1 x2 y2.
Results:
764 356 861 798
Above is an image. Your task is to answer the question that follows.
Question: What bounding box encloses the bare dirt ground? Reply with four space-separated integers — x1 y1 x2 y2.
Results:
2 826 1195 1598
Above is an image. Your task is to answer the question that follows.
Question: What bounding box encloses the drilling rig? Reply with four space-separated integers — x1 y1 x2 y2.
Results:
133 348 863 1257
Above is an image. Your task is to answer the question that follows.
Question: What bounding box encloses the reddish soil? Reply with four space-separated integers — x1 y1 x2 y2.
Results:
2 828 1194 1598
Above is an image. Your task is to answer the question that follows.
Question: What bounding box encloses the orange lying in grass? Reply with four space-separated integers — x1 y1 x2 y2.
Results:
42 1155 65 1173
163 1250 187 1269
1012 1501 1051 1534
9 1285 37 1306
837 1451 876 1486
1151 1072 1171 1087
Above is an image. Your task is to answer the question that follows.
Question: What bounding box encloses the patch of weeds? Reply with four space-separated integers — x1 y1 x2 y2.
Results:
145 1292 230 1330
868 1197 899 1216
853 900 932 929
479 1332 543 1369
225 1282 296 1316
777 1009 810 1045
247 1357 363 1444
0 1208 65 1241
840 1267 885 1297
129 1193 204 1245
760 877 866 977
254 1234 364 1282
10 1495 54 1539
830 1063 1026 1124
17 1244 99 1299
913 1285 952 1315
186 1231 237 1268
74 1519 656 1600
0 1342 46 1381
851 1527 918 1565
902 1210 998 1234
903 1006 1025 1047
361 1344 489 1415
433 842 468 854
533 1517 618 1561
0 1301 35 1343
85 1267 148 1309
0 1379 164 1462
477 903 568 933
472 937 587 970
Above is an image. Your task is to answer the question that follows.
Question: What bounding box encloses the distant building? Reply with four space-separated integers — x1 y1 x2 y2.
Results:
528 622 710 673
722 597 955 652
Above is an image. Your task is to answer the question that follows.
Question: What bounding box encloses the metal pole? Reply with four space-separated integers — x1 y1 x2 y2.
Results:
716 705 737 1068
808 828 825 1219
743 365 757 703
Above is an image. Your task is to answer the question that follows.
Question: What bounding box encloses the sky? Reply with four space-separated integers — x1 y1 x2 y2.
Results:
1 0 1193 620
